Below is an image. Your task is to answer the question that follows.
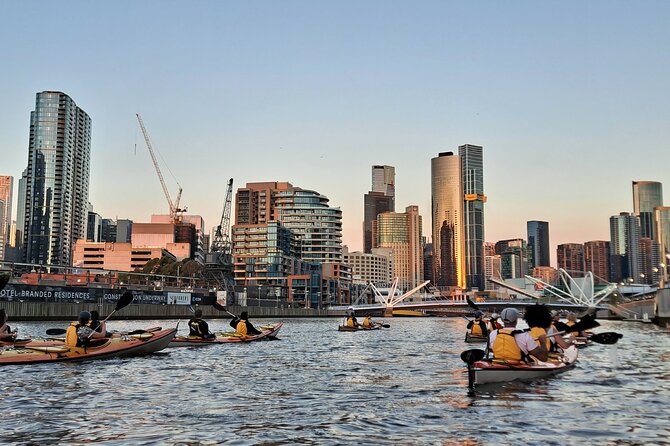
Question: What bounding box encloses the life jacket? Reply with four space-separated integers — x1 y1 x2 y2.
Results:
346 317 357 328
65 322 81 347
566 320 576 327
189 319 206 337
491 329 523 361
362 317 373 328
236 320 248 335
529 327 550 350
470 320 485 336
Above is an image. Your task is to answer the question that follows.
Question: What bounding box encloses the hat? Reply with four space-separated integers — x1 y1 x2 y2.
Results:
491 312 499 319
347 306 354 311
550 310 558 317
474 310 483 318
500 308 519 323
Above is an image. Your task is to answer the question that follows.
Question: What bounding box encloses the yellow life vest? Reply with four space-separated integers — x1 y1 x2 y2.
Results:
346 317 357 328
471 321 484 336
492 329 522 361
529 327 550 350
362 317 372 328
236 320 248 335
65 322 80 347
566 321 576 327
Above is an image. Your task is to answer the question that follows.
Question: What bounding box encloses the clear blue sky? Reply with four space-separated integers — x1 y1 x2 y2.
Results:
2 1 669 266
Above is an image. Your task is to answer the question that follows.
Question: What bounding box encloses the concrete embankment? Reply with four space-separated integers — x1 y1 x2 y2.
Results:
0 301 342 321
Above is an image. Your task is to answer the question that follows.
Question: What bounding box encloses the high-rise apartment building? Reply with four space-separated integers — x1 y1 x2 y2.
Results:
557 243 584 273
431 152 466 289
459 144 486 290
583 240 611 282
609 212 641 283
495 238 528 278
654 206 670 284
20 92 91 266
633 181 663 240
527 221 550 269
342 246 393 286
363 165 395 253
376 205 423 292
0 176 13 260
484 254 501 290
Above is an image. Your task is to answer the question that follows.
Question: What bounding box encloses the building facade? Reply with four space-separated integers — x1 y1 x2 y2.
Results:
431 152 466 289
609 212 641 283
342 246 393 287
364 165 395 253
20 92 91 266
654 206 670 285
557 243 585 274
583 240 611 283
0 176 13 260
527 220 550 269
376 205 423 292
633 181 663 240
459 144 486 290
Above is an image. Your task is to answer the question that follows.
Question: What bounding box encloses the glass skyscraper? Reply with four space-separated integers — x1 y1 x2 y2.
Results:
609 212 641 283
459 144 485 290
363 165 395 253
633 181 663 240
21 92 91 266
527 220 550 269
431 152 466 289
376 205 423 291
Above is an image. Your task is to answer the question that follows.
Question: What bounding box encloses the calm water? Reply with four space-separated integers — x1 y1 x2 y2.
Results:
1 317 668 445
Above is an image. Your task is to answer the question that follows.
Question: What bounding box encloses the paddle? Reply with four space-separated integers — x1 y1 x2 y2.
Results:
0 272 9 291
543 314 600 340
585 332 623 345
212 301 237 318
86 291 134 339
460 348 486 390
46 328 67 336
379 323 390 328
466 297 480 311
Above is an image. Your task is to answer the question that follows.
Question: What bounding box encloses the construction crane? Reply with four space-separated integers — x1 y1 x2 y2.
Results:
136 113 186 222
211 178 234 259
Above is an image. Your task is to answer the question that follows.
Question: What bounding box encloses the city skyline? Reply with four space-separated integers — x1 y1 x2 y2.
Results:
2 2 670 266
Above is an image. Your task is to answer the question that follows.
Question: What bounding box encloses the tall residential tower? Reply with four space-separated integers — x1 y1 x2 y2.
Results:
527 221 550 269
363 165 395 253
20 92 91 266
459 144 486 290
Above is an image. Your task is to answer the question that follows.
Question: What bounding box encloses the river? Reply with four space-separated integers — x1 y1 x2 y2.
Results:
1 317 668 445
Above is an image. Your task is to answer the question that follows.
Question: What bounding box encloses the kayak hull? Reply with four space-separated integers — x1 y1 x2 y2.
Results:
471 345 579 385
169 323 283 347
337 325 381 332
0 328 176 365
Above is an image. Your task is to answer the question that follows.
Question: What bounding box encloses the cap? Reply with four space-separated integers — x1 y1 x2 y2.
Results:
500 308 519 323
347 306 354 310
491 313 499 319
474 310 483 318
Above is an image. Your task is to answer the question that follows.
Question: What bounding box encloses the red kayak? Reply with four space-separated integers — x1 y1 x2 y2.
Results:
169 323 283 347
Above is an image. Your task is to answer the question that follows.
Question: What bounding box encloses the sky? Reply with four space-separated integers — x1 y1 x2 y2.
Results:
2 1 670 266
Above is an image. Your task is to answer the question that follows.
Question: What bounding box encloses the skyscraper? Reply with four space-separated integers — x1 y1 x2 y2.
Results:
527 221 550 269
0 176 13 260
557 243 585 274
21 92 92 266
431 152 466 289
609 212 641 283
459 144 486 290
654 206 670 284
363 165 395 253
376 205 423 291
633 181 663 240
584 240 611 282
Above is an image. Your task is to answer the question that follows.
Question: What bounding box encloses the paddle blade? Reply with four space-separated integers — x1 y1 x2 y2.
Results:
466 297 480 311
46 328 67 336
460 348 485 365
589 332 623 345
212 302 227 312
566 314 600 334
116 291 134 311
381 324 390 328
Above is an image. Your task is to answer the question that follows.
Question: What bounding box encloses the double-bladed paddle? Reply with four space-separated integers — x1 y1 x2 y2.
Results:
45 291 134 337
0 272 10 291
212 301 237 318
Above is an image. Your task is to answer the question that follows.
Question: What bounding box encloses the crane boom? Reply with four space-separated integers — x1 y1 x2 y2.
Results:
212 178 234 255
136 113 180 220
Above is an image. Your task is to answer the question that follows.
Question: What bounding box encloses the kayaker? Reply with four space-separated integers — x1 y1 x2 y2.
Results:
236 311 262 336
486 312 502 332
0 309 17 341
188 309 215 339
362 313 377 328
524 304 556 353
65 311 106 347
88 310 109 337
551 310 570 332
489 307 548 363
345 308 359 328
467 310 488 337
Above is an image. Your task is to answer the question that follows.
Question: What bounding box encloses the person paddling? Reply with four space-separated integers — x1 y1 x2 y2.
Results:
467 310 488 338
188 309 215 339
487 313 502 332
362 313 378 329
489 308 548 363
65 311 106 347
345 308 359 329
234 311 261 336
88 310 109 337
0 309 17 342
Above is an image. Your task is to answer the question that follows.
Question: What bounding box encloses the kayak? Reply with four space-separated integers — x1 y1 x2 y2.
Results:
469 345 579 386
169 323 283 347
338 324 382 332
464 332 488 343
0 327 176 365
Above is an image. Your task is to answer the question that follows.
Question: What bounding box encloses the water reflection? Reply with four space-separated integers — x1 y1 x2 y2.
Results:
1 318 668 445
